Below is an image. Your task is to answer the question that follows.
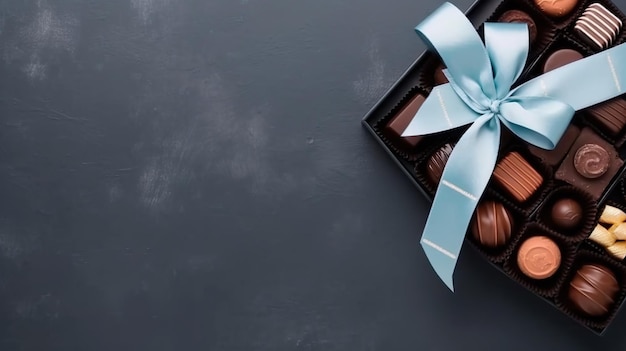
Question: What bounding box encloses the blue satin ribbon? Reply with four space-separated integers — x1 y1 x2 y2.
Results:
402 2 626 291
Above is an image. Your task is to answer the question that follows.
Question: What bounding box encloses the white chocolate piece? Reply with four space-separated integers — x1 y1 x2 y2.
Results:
610 223 626 240
607 242 626 260
600 205 626 225
589 224 617 247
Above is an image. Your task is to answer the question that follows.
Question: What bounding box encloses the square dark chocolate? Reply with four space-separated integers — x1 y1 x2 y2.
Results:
555 128 624 199
384 94 426 149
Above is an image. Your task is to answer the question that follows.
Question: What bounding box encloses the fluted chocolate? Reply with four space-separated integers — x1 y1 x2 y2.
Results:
470 201 513 248
427 143 454 185
493 152 543 203
551 198 583 230
568 264 619 317
585 98 626 136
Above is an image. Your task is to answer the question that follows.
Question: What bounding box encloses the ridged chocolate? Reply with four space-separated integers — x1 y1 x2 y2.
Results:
426 143 454 186
575 3 622 50
585 98 626 136
384 94 426 149
493 152 543 203
568 264 619 317
470 200 513 248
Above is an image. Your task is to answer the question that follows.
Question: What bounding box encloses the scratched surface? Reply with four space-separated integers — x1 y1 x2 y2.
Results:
1 0 626 350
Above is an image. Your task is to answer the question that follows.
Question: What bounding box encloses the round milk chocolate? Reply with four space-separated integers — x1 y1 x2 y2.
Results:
568 264 619 317
517 236 561 279
574 144 610 179
551 198 583 230
543 49 583 73
534 0 578 17
471 201 513 248
498 10 537 43
426 143 454 185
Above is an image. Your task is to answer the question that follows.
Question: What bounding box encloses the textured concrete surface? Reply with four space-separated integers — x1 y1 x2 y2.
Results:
1 0 626 350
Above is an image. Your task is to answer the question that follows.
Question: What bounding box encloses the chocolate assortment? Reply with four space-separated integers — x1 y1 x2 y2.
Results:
364 0 626 334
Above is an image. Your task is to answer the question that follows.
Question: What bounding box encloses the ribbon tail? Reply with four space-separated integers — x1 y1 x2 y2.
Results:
513 42 626 110
420 113 501 291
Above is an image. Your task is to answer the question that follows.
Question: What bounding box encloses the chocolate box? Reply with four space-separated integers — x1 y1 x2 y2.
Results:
361 0 626 335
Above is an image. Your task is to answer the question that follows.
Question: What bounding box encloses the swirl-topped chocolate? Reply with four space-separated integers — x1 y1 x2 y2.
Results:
555 128 624 199
574 144 610 179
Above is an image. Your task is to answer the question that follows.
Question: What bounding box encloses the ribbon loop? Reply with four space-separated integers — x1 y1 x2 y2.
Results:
484 22 529 99
415 2 495 107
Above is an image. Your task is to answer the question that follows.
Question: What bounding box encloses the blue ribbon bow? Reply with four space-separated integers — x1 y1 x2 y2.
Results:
403 3 626 291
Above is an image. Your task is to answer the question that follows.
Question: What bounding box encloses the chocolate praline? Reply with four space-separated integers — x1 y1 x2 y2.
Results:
493 152 543 203
426 143 454 186
470 201 513 248
551 198 583 230
568 264 619 317
534 0 579 18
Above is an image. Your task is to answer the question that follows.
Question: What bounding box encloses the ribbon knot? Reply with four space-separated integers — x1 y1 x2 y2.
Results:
488 99 502 115
401 2 626 291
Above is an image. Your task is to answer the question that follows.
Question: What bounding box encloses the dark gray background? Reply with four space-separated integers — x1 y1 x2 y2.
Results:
0 0 625 349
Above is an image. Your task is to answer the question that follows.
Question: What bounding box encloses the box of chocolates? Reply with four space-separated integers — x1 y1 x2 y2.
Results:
361 0 626 334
